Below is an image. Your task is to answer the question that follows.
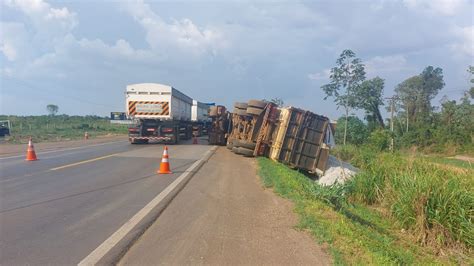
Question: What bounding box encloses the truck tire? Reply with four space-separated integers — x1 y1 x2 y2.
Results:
231 146 239 153
237 140 256 150
209 106 218 117
234 108 247 115
234 102 248 109
232 138 240 148
237 147 254 157
248 99 267 109
246 107 264 116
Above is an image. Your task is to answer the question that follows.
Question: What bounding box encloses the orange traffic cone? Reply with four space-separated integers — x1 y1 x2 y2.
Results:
26 138 38 161
157 146 172 174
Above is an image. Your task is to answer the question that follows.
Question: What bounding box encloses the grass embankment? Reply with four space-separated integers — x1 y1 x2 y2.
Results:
0 115 128 143
258 146 473 265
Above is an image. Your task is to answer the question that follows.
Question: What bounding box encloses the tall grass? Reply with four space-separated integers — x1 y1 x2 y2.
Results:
339 148 474 250
258 158 446 264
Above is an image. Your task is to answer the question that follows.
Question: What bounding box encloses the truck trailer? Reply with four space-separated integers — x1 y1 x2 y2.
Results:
126 83 193 144
191 100 210 136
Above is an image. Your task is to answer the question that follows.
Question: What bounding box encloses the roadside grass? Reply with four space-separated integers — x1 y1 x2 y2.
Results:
0 115 128 143
257 153 473 265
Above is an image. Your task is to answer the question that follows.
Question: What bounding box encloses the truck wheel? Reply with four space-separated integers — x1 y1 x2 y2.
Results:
232 138 240 148
231 146 239 153
246 107 264 116
248 100 267 108
234 102 248 109
237 147 254 157
237 140 256 150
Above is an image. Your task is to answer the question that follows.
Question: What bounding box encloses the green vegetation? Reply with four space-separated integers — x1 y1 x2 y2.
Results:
322 50 474 155
321 49 366 145
258 152 473 264
0 115 128 143
314 55 473 263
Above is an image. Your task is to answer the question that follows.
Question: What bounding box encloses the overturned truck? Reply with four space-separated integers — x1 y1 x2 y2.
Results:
215 100 331 175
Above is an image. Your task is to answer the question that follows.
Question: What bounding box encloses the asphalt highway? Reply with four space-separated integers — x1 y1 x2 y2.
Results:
0 138 214 265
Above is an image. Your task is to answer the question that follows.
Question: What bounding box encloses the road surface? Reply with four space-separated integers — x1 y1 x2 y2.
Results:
119 148 330 265
0 138 213 265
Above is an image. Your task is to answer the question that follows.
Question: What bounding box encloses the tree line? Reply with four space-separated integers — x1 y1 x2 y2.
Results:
322 49 474 153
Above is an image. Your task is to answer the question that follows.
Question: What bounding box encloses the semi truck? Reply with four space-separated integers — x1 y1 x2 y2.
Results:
191 100 210 137
126 83 193 144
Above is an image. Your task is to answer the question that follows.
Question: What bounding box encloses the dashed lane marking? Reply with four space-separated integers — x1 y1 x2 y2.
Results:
50 153 120 171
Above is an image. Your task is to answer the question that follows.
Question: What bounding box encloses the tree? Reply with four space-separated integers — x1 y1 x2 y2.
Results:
270 97 284 107
46 104 59 116
440 96 457 135
321 49 366 145
354 77 385 128
334 116 368 145
395 66 444 125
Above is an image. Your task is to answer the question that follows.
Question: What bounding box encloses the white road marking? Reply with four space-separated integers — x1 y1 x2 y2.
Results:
78 146 217 266
0 140 127 160
50 153 120 171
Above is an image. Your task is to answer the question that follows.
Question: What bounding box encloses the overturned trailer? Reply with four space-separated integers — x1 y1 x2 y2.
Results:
225 100 331 175
269 107 330 175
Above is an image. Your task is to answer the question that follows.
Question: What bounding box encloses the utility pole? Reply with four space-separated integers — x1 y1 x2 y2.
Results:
385 96 398 152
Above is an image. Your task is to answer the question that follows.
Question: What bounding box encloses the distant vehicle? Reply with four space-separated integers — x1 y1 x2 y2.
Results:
125 83 200 144
191 100 211 137
0 120 11 137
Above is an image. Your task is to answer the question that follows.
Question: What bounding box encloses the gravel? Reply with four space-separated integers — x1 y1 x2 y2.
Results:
318 155 358 186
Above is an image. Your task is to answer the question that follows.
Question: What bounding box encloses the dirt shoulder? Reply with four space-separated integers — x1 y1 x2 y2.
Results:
0 134 128 157
119 147 330 265
453 155 474 163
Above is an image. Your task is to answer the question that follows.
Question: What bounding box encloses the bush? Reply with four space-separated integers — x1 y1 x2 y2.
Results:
368 129 391 151
335 116 369 145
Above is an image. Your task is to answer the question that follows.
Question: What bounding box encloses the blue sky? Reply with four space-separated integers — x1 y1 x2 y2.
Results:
1 0 472 119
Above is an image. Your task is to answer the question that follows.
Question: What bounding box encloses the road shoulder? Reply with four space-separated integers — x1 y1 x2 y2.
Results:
119 147 331 265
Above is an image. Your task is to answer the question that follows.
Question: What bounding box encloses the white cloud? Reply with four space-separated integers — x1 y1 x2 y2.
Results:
0 22 29 61
121 0 227 57
308 55 414 82
5 0 77 30
365 55 413 77
451 25 474 57
403 0 468 15
308 69 331 80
